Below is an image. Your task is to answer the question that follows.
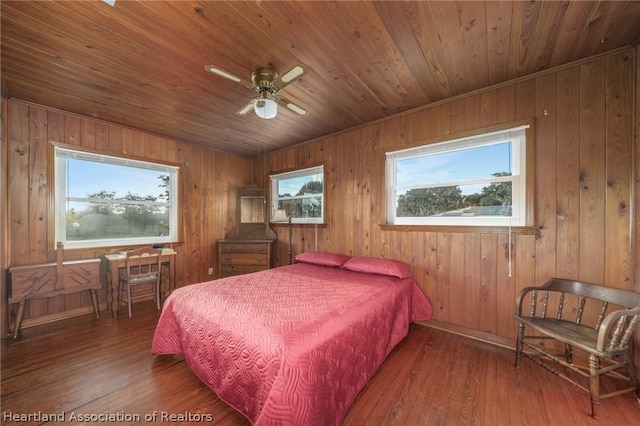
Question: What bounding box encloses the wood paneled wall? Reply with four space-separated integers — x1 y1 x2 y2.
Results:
1 47 637 348
635 45 640 364
1 85 8 337
3 101 252 329
259 48 637 346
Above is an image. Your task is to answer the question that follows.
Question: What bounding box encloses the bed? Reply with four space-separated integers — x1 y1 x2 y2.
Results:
151 252 433 425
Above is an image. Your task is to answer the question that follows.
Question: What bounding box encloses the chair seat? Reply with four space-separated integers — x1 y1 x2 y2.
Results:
516 316 601 355
124 273 158 284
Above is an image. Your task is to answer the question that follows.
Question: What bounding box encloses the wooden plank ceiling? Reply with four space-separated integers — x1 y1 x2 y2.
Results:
2 1 639 158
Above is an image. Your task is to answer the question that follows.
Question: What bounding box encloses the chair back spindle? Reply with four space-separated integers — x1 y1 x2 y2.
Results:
575 296 587 325
556 292 565 320
594 301 608 331
541 290 549 318
529 289 538 317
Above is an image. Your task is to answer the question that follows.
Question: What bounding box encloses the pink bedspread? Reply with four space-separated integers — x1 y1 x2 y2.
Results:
151 262 432 425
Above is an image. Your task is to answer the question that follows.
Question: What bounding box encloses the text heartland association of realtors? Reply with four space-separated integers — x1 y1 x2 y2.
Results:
2 410 214 423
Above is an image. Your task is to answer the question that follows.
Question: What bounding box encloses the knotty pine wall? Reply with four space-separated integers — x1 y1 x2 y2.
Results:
259 47 638 347
1 86 8 337
3 101 253 331
1 47 637 349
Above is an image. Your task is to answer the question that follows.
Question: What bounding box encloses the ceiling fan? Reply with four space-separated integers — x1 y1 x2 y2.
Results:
204 62 309 119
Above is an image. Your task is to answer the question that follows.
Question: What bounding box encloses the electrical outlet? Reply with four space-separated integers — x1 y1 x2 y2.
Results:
208 267 214 275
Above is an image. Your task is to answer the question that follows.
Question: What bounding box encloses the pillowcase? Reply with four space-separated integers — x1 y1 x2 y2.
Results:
293 251 351 268
341 256 412 278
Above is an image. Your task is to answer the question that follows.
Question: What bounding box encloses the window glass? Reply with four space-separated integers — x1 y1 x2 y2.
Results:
55 147 178 248
270 165 324 224
386 126 528 226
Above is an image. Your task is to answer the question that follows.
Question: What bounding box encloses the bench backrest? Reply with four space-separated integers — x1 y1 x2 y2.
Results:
524 278 640 353
542 278 640 309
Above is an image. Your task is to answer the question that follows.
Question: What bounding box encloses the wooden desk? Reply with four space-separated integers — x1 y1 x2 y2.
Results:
103 249 176 318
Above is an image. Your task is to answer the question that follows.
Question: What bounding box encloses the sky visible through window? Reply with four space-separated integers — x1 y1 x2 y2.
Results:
396 141 511 195
68 159 168 200
277 174 322 197
56 150 178 247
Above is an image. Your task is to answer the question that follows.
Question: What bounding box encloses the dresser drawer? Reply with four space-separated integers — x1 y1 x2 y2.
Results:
219 265 266 278
217 239 273 278
219 253 268 266
220 242 269 254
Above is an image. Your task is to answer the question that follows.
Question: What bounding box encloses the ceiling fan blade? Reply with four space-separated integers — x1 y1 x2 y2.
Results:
277 96 308 116
273 62 308 91
236 98 258 116
204 65 254 89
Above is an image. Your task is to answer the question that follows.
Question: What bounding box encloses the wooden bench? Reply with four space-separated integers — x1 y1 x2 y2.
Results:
514 278 640 418
8 243 101 339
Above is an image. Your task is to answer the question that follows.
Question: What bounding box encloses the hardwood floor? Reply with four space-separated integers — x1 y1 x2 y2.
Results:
2 301 639 425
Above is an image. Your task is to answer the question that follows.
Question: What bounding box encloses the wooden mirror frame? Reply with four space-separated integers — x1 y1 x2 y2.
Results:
230 185 276 241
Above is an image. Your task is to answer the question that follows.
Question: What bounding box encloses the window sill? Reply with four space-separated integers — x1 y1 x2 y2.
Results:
380 224 540 237
270 223 327 228
48 241 184 254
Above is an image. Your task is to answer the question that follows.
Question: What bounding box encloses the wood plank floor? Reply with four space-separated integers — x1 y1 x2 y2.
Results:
2 301 639 425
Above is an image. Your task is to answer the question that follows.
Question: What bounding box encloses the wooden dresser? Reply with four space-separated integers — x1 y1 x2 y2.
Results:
218 239 274 278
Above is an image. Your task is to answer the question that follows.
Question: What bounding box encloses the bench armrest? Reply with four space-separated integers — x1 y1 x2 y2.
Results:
514 280 556 317
597 307 640 353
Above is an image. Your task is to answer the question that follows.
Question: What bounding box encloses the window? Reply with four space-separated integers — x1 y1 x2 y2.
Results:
270 165 324 224
386 125 529 226
54 147 179 249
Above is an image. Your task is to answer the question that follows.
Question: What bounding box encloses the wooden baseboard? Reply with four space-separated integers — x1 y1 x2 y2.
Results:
417 319 516 351
15 306 516 352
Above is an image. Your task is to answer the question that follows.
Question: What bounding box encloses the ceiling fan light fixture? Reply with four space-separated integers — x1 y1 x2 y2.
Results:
254 96 278 119
205 62 309 119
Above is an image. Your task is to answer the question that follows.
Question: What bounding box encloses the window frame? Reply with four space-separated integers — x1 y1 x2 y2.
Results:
385 123 533 227
270 165 325 225
53 145 179 249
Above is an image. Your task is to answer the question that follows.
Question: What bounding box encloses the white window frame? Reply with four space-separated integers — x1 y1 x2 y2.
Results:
386 125 530 227
270 165 324 224
54 146 179 249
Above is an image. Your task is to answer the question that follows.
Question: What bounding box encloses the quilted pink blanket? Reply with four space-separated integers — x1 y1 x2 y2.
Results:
151 262 432 425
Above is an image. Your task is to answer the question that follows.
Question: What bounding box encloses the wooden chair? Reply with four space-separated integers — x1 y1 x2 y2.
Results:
514 278 640 418
118 247 162 317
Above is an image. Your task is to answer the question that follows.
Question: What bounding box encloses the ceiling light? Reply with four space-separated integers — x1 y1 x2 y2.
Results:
254 93 277 119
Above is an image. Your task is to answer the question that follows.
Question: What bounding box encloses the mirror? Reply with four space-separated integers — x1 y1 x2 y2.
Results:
229 185 276 241
240 196 265 223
